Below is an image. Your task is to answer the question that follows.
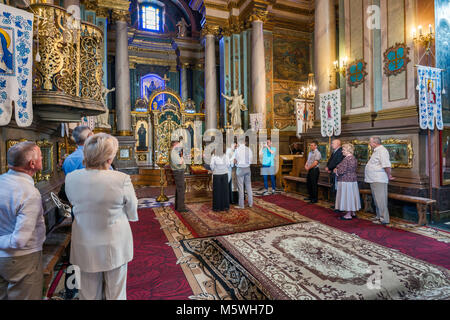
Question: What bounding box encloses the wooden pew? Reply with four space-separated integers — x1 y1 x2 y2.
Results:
42 220 72 297
359 189 436 226
283 175 332 200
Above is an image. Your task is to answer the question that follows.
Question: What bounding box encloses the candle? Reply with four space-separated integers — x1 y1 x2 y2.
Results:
429 24 433 34
418 25 423 36
412 28 416 39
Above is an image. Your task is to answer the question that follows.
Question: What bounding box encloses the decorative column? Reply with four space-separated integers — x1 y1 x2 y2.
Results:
180 62 188 102
112 9 137 169
202 24 219 130
249 9 268 129
314 0 336 119
113 9 132 135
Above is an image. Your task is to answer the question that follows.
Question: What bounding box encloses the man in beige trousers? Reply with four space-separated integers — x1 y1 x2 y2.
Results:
364 136 394 225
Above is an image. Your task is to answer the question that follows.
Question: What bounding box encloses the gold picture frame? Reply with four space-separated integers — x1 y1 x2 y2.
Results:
117 146 133 161
36 140 54 182
57 142 77 163
351 139 371 165
306 142 330 163
381 138 413 169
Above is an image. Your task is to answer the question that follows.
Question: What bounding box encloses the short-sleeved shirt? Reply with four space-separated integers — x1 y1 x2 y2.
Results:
306 149 321 167
365 145 391 183
62 146 84 175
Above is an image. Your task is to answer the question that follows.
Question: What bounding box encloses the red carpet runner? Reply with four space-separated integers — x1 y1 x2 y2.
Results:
260 194 450 269
127 208 193 300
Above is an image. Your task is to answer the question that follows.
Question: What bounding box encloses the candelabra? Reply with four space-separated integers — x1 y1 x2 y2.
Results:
298 73 316 99
333 57 348 76
412 24 435 63
156 159 169 202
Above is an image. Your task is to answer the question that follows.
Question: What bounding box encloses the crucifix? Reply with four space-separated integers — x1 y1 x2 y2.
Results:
163 74 170 87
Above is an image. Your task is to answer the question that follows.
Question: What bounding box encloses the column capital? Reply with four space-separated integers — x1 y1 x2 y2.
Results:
81 0 97 11
248 8 269 24
96 7 109 18
112 9 130 23
201 23 220 38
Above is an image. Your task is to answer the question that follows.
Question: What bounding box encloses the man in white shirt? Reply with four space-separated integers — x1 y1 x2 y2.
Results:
365 136 394 225
0 141 45 300
234 138 253 209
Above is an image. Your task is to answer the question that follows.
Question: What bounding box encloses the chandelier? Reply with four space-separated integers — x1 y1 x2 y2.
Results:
298 73 316 99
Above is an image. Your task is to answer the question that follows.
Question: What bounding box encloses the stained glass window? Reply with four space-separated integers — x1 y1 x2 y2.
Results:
140 5 161 31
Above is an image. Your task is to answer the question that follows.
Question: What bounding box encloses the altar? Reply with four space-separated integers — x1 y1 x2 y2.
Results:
184 173 212 204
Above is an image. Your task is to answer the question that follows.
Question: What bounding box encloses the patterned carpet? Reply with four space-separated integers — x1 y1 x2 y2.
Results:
172 202 297 238
257 194 450 269
216 222 450 300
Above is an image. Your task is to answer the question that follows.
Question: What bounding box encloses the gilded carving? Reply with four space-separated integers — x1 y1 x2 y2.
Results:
248 8 269 23
111 9 130 23
201 24 220 37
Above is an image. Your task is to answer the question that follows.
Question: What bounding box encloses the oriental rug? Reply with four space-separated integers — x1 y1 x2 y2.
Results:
173 202 301 238
218 222 450 300
256 195 450 269
180 238 272 300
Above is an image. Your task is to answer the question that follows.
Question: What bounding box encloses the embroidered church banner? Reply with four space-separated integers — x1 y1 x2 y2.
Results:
417 66 443 130
319 89 341 137
295 99 306 137
0 4 33 127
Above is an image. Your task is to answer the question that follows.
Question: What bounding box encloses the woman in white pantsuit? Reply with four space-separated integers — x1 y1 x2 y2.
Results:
65 133 138 300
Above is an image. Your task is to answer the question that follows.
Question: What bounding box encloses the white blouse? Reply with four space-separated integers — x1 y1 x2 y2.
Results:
210 154 231 176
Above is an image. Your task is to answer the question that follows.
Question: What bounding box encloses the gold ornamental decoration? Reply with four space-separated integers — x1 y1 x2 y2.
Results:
248 8 269 23
201 23 220 38
111 9 130 23
80 22 104 101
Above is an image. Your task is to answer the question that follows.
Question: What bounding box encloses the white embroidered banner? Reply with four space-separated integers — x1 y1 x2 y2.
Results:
417 66 443 130
294 99 315 138
0 4 33 127
319 89 341 137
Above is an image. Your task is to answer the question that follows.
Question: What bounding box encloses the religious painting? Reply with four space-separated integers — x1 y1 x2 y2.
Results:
435 0 450 123
442 128 450 185
36 140 53 182
0 26 15 75
135 120 149 152
351 140 370 165
273 37 310 82
250 113 263 132
140 73 164 102
383 43 410 77
306 142 329 163
150 90 181 111
347 59 367 88
382 138 413 169
273 81 299 130
117 146 132 161
57 142 76 164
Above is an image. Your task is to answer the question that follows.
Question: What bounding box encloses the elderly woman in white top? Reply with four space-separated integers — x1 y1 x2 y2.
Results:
65 133 138 300
210 145 231 211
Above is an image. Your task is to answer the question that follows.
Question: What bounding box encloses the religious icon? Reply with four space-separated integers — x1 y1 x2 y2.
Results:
0 27 14 74
327 101 333 120
136 122 148 152
427 80 436 104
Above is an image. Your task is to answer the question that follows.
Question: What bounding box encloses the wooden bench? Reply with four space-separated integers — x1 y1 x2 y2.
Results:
360 189 436 226
42 219 72 296
283 176 333 200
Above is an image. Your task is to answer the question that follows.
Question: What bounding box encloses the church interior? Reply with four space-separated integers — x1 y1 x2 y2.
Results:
0 0 449 301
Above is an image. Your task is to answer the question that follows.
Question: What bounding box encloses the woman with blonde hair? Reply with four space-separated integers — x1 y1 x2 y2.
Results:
65 133 138 300
333 143 361 220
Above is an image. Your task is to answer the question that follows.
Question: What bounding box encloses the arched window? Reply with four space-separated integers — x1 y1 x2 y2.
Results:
139 3 162 31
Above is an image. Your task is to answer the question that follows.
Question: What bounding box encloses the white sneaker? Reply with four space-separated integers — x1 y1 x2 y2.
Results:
234 205 245 209
262 190 270 196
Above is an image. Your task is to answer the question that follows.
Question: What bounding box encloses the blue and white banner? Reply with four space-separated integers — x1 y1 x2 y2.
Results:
319 89 341 137
417 66 443 131
0 4 33 127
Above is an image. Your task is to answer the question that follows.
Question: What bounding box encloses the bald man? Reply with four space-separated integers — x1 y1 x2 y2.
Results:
0 141 45 300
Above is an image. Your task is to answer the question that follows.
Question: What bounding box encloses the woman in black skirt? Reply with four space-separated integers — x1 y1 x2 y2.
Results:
210 146 231 211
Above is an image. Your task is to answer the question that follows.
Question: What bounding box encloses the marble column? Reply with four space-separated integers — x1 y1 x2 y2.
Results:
112 10 136 169
314 0 336 119
250 13 267 129
180 63 188 102
113 11 132 135
203 25 219 130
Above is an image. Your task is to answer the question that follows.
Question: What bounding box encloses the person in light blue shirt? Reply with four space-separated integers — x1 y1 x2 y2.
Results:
261 138 277 195
62 126 93 175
